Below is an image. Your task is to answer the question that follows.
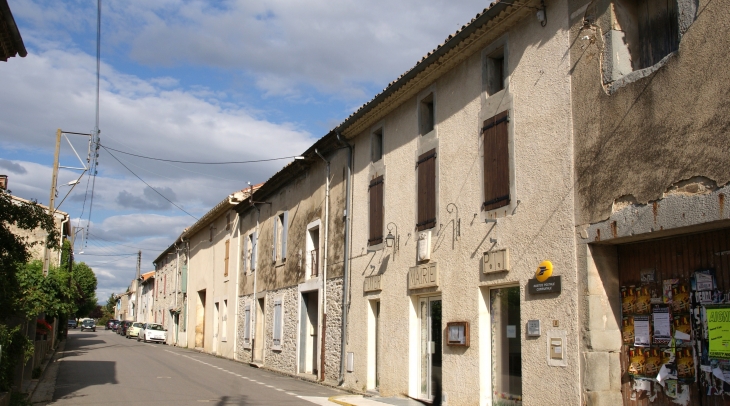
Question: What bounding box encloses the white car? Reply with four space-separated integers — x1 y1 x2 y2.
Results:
137 323 167 344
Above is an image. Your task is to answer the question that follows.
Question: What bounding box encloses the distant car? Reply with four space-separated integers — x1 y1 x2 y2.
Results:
80 319 96 332
67 319 77 329
138 323 166 344
106 319 119 330
118 321 133 336
126 322 144 339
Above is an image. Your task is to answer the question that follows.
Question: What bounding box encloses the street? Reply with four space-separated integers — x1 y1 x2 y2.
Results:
50 329 345 405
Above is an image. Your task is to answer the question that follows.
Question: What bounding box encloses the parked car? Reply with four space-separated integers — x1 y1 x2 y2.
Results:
106 319 119 330
67 319 77 329
118 321 133 336
138 323 166 343
80 319 96 332
126 322 144 339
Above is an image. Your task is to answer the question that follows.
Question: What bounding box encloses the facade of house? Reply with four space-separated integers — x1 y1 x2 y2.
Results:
152 234 187 346
567 0 730 405
115 291 131 321
138 271 155 324
179 188 257 357
234 151 348 383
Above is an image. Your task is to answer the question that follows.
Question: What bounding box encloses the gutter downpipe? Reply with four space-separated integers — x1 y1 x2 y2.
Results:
315 148 330 382
336 132 352 385
182 236 189 348
232 210 241 360
174 242 179 345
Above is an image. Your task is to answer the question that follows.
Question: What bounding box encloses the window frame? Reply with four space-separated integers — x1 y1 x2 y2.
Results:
482 110 511 212
419 93 435 136
371 128 384 163
243 302 252 349
271 296 284 351
368 176 385 246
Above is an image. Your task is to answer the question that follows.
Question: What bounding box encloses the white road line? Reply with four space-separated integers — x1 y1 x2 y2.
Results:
285 392 297 396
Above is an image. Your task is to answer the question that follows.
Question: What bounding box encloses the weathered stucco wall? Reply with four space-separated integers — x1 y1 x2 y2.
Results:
344 0 578 404
569 0 730 226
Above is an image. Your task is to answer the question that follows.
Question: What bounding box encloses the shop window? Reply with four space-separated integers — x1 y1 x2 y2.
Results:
482 110 510 211
416 149 436 231
368 176 384 246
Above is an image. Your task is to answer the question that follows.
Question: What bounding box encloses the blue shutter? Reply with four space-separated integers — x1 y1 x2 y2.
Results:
251 231 257 271
272 218 278 263
281 212 288 260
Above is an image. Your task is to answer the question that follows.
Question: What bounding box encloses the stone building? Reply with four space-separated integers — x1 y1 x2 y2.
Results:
137 271 155 324
234 147 348 384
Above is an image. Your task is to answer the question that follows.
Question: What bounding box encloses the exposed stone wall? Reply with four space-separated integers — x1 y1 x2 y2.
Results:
324 277 343 383
263 286 298 374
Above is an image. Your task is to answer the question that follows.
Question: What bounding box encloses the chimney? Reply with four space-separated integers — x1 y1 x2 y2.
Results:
0 175 7 190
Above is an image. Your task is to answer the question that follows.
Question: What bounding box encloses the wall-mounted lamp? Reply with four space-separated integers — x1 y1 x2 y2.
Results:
385 222 399 255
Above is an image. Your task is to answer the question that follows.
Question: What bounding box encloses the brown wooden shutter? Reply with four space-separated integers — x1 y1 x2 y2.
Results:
417 149 436 231
483 111 510 211
224 239 230 277
368 176 384 245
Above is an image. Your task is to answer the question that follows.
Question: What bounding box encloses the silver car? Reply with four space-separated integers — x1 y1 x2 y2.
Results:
137 323 166 343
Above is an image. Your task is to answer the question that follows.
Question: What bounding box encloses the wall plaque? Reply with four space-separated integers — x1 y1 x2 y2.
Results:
364 275 382 293
408 262 439 290
527 275 562 294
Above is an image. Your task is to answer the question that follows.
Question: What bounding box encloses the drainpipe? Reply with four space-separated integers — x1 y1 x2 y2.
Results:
250 197 261 363
182 236 189 347
233 211 241 360
174 242 179 346
337 132 352 385
315 148 329 382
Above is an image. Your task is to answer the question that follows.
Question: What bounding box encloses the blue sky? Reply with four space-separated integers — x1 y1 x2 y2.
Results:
1 0 488 301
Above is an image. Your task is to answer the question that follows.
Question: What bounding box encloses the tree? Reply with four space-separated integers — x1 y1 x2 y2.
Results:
104 293 116 315
73 262 98 318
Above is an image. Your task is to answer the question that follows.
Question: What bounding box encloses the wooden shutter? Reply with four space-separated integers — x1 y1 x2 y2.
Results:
242 234 249 273
272 218 278 263
251 231 257 271
244 304 251 344
483 111 510 211
368 176 384 245
273 299 282 347
224 239 230 277
281 212 288 259
417 149 436 231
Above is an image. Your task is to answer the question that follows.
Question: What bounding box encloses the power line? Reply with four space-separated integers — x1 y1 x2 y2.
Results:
87 231 167 251
77 253 138 257
100 144 299 165
100 145 199 221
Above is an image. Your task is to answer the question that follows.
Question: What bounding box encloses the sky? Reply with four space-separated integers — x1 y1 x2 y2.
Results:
1 0 489 303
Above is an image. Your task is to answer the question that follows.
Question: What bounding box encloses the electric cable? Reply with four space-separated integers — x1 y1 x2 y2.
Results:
100 144 299 165
87 231 166 251
100 145 198 221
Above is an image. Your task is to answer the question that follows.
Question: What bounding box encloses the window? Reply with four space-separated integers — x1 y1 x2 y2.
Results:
209 225 214 242
221 300 228 342
243 231 257 272
224 239 230 277
614 0 679 71
486 46 505 95
272 298 283 350
243 303 251 348
371 128 383 162
368 176 384 245
272 212 289 263
226 212 231 231
482 111 510 211
419 93 435 136
416 149 437 231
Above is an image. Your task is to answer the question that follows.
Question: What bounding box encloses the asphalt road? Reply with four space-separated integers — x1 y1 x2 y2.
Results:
50 329 345 405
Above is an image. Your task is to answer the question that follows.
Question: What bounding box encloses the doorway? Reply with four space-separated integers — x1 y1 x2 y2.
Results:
490 286 522 405
213 301 220 354
419 296 442 401
253 298 265 363
299 291 319 375
195 289 206 348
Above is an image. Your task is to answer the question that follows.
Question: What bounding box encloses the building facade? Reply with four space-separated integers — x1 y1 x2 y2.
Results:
153 234 187 346
138 271 155 324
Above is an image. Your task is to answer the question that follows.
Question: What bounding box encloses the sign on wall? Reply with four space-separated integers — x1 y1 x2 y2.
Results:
408 262 439 290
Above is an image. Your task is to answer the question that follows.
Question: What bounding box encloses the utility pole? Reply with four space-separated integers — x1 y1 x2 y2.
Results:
43 129 62 276
136 250 141 280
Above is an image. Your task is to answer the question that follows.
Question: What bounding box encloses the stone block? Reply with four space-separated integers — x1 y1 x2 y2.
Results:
587 329 622 352
587 295 620 331
585 391 623 406
583 352 610 392
608 352 621 391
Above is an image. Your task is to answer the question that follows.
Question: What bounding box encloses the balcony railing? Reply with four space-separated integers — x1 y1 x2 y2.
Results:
310 248 319 277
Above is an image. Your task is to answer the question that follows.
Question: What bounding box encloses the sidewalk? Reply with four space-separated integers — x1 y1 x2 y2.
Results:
329 395 426 406
28 339 65 405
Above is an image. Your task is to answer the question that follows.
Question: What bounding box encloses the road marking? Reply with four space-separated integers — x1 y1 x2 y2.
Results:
157 376 171 379
285 392 297 396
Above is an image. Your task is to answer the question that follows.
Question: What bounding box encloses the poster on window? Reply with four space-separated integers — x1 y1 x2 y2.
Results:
707 307 730 359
